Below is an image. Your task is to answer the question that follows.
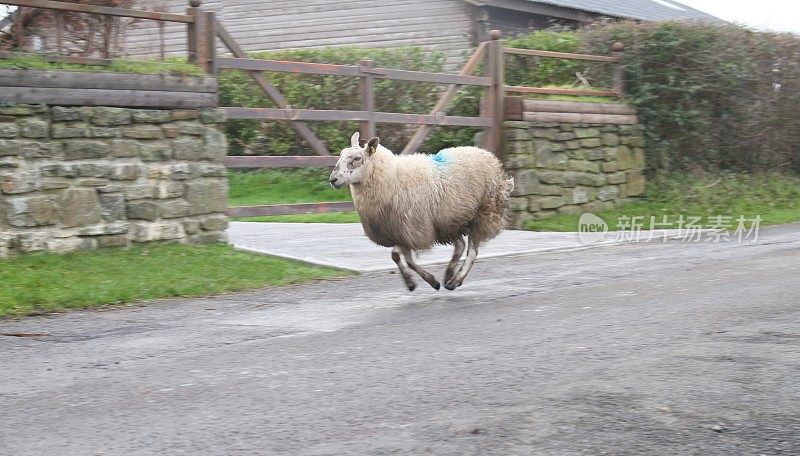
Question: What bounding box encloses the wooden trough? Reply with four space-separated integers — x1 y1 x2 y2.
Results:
504 96 638 124
0 68 217 109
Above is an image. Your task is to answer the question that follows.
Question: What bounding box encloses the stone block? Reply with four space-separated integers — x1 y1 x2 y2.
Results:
537 196 566 210
98 193 126 221
91 107 131 126
616 145 634 170
566 187 592 205
511 170 538 196
60 188 103 228
187 232 227 245
633 148 646 170
1 169 40 194
97 234 130 248
537 171 563 185
601 133 620 146
51 106 88 122
123 184 154 201
557 205 582 215
109 139 141 157
19 119 48 138
585 148 606 161
155 181 185 199
170 110 199 121
575 172 607 187
2 195 58 227
607 172 628 185
132 110 171 123
130 221 185 242
199 214 229 232
88 127 120 138
186 180 227 215
76 163 113 178
16 231 49 252
0 122 19 138
574 128 600 138
554 132 575 141
110 163 144 181
625 171 646 196
140 142 171 161
0 139 51 157
63 140 110 160
569 160 602 173
504 129 530 141
127 200 159 221
597 185 620 201
172 137 202 160
536 184 563 196
52 123 88 138
123 126 162 140
47 237 96 254
183 219 201 234
159 199 191 219
201 129 227 161
601 162 619 173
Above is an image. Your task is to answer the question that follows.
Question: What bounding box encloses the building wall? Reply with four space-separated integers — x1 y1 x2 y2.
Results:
126 0 476 69
503 119 646 228
0 104 229 257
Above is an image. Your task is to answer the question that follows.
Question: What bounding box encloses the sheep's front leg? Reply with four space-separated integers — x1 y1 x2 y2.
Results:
400 247 441 291
392 247 417 291
445 236 479 290
443 236 465 286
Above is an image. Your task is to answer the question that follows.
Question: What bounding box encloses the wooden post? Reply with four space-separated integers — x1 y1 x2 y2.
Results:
611 41 625 96
205 11 217 75
359 59 376 140
55 10 63 55
186 0 208 73
485 29 504 159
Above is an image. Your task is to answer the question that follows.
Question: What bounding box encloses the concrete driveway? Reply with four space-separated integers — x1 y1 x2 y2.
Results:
1 224 799 455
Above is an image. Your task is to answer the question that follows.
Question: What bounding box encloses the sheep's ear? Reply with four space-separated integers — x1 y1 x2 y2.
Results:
358 139 367 148
350 132 360 148
366 137 380 155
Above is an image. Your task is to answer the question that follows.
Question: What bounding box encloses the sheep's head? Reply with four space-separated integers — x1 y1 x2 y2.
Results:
329 132 379 188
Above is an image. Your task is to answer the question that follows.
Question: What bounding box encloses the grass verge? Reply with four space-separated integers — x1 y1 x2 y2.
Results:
0 243 350 318
0 54 203 75
526 172 800 231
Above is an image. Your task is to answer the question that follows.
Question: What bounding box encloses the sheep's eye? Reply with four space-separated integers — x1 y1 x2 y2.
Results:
352 156 362 162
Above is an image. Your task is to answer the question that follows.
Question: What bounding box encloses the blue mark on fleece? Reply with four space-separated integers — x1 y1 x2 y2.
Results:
429 151 449 167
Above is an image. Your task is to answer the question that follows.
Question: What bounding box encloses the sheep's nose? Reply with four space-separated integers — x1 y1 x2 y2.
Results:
329 177 338 186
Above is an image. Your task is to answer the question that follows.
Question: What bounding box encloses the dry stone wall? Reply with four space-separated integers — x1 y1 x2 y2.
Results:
504 120 646 228
0 104 229 257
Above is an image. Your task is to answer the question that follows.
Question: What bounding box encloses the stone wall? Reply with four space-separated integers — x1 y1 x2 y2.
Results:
0 104 229 258
504 120 646 228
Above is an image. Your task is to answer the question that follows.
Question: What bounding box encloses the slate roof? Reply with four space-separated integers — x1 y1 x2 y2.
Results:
529 0 723 22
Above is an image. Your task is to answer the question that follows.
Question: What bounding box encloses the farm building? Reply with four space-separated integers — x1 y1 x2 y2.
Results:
119 0 722 68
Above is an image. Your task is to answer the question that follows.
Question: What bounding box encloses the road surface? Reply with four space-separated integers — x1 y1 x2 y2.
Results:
1 224 799 455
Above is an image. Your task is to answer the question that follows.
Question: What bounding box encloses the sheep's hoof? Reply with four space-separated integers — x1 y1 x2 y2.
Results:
444 281 457 291
407 282 417 292
431 281 441 291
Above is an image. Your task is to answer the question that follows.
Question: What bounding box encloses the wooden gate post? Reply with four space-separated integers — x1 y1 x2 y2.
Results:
485 30 504 159
359 59 376 140
611 41 625 95
186 0 209 73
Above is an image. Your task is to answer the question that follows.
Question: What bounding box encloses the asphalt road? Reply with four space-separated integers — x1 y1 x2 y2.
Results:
1 224 799 455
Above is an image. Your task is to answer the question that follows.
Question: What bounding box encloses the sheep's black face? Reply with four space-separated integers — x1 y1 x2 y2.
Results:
330 132 373 188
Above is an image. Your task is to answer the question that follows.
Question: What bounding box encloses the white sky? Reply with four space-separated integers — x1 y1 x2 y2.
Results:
677 0 800 33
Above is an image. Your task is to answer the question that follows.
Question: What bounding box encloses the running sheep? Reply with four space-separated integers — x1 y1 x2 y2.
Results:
329 132 514 291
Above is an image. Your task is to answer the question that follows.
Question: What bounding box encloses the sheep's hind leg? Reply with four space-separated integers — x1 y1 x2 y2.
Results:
443 237 465 287
400 247 441 291
392 247 417 291
445 236 479 290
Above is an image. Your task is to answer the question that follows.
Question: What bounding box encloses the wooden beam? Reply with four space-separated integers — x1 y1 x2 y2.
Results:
503 47 619 63
485 30 504 159
522 99 636 115
401 42 486 155
359 59 376 140
505 86 619 98
217 58 491 86
0 51 111 65
522 112 638 124
224 156 339 169
5 0 194 23
504 96 523 121
215 22 331 156
0 69 217 93
227 202 355 217
0 86 217 108
223 107 492 128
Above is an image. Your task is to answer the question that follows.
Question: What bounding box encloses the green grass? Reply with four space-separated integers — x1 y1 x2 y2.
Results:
0 53 204 75
228 168 352 207
234 212 361 223
0 243 350 318
526 172 800 232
